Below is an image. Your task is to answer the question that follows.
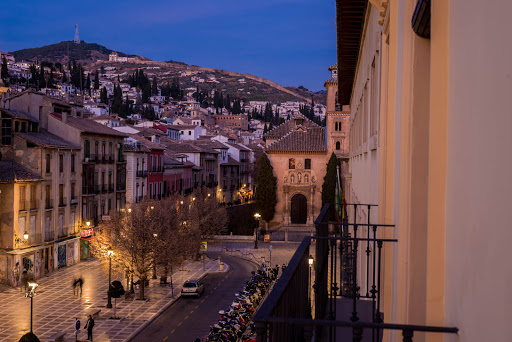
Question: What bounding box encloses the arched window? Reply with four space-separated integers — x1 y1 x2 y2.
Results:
289 158 295 169
336 141 341 150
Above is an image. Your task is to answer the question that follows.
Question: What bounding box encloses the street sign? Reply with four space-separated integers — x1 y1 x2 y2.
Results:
200 241 207 251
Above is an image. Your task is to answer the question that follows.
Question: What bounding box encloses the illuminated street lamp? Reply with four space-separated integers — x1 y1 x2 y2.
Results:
128 208 132 213
254 213 261 249
107 250 114 308
25 282 38 333
86 221 91 227
308 255 314 307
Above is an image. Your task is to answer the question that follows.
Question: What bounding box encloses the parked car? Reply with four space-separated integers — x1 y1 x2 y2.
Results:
181 279 204 298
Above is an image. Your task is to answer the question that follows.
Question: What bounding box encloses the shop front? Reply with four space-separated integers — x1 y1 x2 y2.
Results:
6 246 44 287
80 228 94 260
54 237 80 269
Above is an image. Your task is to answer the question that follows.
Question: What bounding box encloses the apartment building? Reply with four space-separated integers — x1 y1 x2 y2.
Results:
337 0 512 341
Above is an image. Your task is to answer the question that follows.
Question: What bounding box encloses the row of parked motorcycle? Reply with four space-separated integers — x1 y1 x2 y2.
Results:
203 264 282 342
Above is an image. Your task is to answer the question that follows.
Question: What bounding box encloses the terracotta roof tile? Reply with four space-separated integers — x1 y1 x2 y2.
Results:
0 161 42 183
266 126 327 153
16 131 80 149
63 116 127 137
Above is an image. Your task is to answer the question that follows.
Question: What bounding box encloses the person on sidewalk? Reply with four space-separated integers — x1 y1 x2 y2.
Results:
72 278 78 296
77 277 84 296
84 314 94 341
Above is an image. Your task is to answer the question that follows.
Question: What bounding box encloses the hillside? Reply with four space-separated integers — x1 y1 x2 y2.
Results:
10 41 320 104
10 41 140 64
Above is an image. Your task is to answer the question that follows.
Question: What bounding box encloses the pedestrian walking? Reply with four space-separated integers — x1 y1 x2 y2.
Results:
77 277 84 296
72 278 78 296
84 314 94 341
74 318 81 342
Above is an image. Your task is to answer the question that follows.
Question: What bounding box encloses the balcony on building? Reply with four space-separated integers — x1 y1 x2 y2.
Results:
44 230 54 243
59 197 67 207
83 154 97 163
29 200 38 210
136 170 147 178
45 198 53 209
116 183 126 191
70 197 78 205
253 203 459 342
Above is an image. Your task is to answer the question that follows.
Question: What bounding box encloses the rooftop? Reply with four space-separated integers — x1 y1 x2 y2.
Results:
0 160 42 183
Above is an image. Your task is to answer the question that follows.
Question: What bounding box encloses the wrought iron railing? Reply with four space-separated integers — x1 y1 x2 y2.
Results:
253 203 459 342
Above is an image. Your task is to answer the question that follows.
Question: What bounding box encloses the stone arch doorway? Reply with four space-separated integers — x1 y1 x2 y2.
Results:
290 194 307 224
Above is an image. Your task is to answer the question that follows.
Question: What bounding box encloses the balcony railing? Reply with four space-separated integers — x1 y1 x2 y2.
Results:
136 170 147 178
44 230 54 242
70 197 78 205
45 198 53 209
253 203 459 342
101 185 108 193
83 154 97 163
59 197 67 207
135 195 144 203
82 186 95 195
108 185 114 193
150 167 163 173
116 183 126 191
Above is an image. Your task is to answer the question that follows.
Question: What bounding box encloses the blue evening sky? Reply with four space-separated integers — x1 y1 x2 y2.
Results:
0 0 336 91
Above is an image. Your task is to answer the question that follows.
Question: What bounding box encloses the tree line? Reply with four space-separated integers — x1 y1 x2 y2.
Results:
91 188 228 300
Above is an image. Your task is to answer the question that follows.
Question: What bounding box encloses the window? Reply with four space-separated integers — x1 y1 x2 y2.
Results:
305 159 311 169
19 185 26 210
109 142 113 159
188 131 191 135
71 154 75 172
59 154 64 173
59 184 64 205
289 158 295 169
336 141 341 150
150 155 153 171
95 141 99 157
14 121 19 132
71 183 75 199
44 154 51 173
102 141 106 158
21 122 27 133
2 118 12 145
84 140 90 158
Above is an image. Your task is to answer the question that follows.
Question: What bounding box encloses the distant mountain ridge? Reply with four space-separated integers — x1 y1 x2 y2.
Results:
9 41 325 104
9 41 142 64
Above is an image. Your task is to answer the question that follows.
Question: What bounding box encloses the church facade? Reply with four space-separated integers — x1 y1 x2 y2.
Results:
264 64 350 226
264 115 327 225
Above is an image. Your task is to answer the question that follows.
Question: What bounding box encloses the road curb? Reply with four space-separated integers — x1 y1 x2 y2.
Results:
125 262 230 342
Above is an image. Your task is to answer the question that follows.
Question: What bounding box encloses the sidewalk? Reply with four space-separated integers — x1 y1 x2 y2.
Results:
0 257 227 342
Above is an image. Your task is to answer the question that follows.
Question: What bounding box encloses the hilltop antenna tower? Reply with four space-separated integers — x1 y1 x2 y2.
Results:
74 25 80 44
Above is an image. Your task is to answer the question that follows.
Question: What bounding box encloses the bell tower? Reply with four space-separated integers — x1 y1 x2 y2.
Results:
325 64 338 112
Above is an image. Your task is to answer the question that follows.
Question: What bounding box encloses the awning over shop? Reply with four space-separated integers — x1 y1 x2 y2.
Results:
6 245 46 255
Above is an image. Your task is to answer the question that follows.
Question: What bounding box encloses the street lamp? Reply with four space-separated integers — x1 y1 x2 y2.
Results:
15 231 29 247
308 255 314 310
86 221 91 227
128 208 132 213
25 282 38 333
254 213 261 249
107 250 114 308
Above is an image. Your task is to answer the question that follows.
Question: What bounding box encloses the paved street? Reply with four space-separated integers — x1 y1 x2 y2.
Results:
0 241 302 342
131 254 257 342
0 257 226 342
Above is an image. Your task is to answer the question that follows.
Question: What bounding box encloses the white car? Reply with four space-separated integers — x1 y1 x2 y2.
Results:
181 279 204 298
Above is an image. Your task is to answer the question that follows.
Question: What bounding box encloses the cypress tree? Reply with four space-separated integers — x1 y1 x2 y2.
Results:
152 77 158 96
322 152 341 220
100 87 108 104
255 154 277 232
94 69 99 89
1 56 8 81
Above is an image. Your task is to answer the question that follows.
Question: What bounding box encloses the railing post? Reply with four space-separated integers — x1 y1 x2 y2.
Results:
366 205 371 297
255 321 267 342
402 329 414 342
353 326 363 342
351 223 360 322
